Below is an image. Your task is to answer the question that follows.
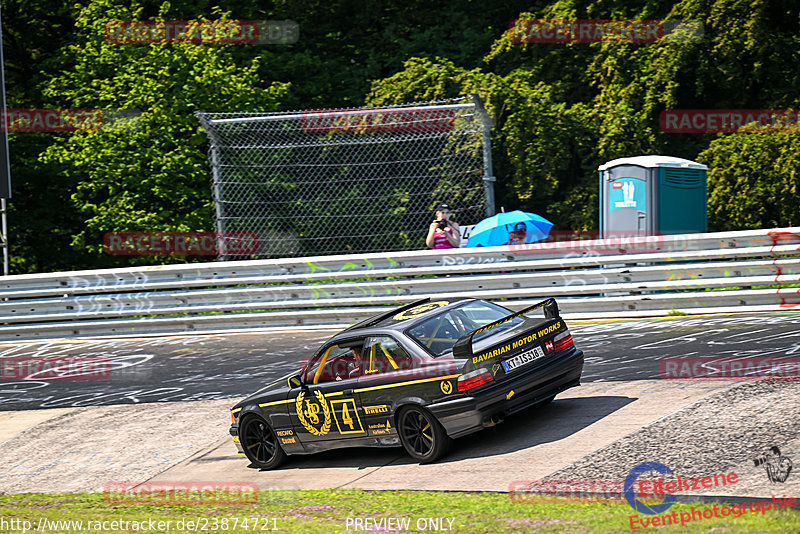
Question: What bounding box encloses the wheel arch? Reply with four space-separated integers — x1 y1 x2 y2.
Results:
392 397 434 427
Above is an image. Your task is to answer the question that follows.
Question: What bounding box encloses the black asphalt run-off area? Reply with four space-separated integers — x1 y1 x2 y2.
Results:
1 312 799 410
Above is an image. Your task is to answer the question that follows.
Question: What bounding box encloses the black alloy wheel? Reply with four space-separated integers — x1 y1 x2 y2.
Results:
239 415 287 470
398 405 452 463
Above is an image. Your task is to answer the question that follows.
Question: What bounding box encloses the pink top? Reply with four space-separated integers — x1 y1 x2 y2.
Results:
433 227 456 249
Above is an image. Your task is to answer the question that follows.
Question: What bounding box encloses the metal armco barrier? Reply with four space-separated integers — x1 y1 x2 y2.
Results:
1 228 799 341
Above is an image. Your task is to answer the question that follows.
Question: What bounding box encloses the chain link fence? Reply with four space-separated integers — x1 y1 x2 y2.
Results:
196 95 494 258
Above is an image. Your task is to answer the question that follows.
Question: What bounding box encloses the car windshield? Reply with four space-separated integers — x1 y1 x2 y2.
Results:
407 301 524 357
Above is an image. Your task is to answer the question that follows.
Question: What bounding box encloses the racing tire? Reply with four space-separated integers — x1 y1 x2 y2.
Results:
397 405 452 464
239 415 287 470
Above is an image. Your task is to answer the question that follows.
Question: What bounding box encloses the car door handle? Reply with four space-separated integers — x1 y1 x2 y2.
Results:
343 389 354 395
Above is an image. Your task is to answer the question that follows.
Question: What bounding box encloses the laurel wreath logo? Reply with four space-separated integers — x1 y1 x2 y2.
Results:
440 380 453 395
296 390 332 436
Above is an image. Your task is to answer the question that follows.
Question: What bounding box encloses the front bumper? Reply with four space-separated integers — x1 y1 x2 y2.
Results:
428 347 584 439
229 424 245 455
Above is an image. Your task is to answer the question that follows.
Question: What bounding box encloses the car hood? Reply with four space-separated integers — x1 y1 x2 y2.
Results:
232 370 296 410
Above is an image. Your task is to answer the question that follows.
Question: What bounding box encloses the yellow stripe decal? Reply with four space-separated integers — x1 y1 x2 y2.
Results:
257 377 449 406
258 399 291 408
231 407 242 414
354 374 460 394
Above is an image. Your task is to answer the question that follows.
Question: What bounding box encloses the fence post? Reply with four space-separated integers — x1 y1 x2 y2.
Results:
197 113 228 261
471 93 496 218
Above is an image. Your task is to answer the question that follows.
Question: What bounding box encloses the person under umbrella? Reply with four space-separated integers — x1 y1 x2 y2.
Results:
465 210 553 247
507 222 527 245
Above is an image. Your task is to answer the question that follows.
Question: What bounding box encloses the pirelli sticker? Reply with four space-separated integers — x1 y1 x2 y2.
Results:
364 404 389 414
472 321 562 364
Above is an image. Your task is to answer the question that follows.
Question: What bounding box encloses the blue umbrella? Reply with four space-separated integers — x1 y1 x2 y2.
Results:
465 210 553 247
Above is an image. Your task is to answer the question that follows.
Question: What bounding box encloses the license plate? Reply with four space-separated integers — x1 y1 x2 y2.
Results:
502 346 545 373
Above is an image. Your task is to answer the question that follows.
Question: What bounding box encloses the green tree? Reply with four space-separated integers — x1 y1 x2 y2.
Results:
699 131 800 230
6 0 800 271
40 0 289 265
1 0 85 272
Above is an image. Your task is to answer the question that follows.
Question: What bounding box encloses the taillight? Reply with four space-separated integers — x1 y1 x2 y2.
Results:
554 331 574 352
458 368 494 391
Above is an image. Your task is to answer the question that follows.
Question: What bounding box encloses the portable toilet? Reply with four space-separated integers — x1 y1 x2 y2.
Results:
598 155 707 236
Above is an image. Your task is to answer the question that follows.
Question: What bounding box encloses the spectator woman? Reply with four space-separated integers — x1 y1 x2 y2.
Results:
426 203 461 249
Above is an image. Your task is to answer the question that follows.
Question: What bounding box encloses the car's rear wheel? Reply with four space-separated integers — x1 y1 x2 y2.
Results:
239 415 287 470
397 405 452 463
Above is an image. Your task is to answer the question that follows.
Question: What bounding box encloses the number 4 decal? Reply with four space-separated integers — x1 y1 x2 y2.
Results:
330 399 365 434
342 403 354 429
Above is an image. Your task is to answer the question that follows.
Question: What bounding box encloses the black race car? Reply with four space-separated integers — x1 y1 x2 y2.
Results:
230 297 584 469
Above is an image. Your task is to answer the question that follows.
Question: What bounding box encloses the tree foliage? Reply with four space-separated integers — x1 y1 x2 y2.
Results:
38 0 288 266
700 132 800 229
2 0 800 271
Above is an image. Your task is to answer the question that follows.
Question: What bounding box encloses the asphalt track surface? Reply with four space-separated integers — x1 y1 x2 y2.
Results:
2 311 800 410
1 311 799 499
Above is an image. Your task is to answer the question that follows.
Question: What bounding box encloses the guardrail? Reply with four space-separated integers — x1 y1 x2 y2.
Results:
1 228 799 341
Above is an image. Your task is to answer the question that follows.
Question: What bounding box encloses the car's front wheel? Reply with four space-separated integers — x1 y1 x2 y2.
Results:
397 405 452 463
239 415 287 470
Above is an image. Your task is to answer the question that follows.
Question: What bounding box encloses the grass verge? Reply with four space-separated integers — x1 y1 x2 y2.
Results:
0 489 797 533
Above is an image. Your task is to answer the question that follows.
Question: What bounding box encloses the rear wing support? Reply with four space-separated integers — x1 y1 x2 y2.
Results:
452 298 560 361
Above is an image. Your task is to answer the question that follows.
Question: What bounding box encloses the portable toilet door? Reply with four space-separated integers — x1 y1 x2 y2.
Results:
599 157 653 235
598 155 708 236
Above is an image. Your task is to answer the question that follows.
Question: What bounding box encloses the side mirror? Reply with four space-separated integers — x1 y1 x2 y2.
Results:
287 375 302 389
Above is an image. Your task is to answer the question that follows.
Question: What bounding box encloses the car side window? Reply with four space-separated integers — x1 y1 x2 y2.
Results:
362 336 413 375
304 339 365 384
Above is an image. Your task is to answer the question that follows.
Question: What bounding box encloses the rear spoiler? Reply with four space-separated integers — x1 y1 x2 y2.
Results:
452 298 560 361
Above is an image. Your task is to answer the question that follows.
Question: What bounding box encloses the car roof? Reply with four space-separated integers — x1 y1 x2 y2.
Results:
330 297 477 342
